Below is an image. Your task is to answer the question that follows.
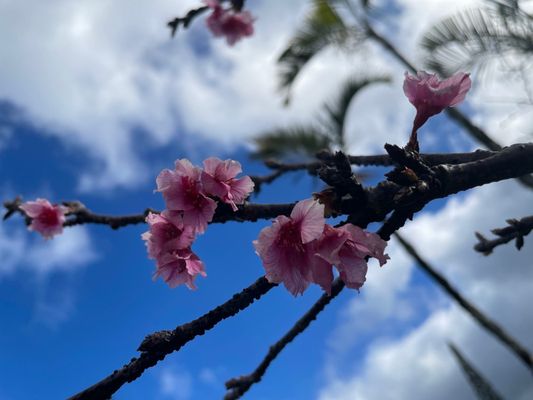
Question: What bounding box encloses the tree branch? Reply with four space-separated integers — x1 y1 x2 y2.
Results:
395 232 533 372
167 6 209 37
474 215 533 255
448 343 504 400
224 278 346 400
68 277 276 400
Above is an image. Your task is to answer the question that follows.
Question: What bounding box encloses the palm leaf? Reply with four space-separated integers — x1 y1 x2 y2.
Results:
321 74 391 147
421 4 533 76
448 343 505 400
278 0 364 103
251 126 331 161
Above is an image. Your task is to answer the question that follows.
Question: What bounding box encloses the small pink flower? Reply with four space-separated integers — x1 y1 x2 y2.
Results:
154 249 206 290
19 198 68 239
141 212 196 260
156 159 217 234
205 0 255 46
201 157 254 211
316 224 389 290
403 71 471 135
253 199 326 296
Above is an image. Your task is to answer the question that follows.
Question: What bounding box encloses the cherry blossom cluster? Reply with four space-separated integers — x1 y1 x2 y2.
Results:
19 198 68 239
204 0 255 46
143 157 254 289
253 199 389 296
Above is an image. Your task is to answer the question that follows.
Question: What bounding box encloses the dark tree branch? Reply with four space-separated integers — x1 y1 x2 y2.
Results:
448 343 504 400
167 6 209 37
264 148 496 174
4 147 515 230
475 215 533 255
395 232 533 372
224 277 346 400
68 277 276 400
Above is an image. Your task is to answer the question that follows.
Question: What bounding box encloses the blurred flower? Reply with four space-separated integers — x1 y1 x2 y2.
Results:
205 0 255 46
20 198 68 239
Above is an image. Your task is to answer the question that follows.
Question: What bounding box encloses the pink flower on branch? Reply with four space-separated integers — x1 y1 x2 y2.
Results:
142 212 196 260
316 225 389 290
254 198 390 295
403 71 471 150
253 199 328 296
154 250 206 290
20 198 68 239
201 157 254 211
142 212 205 290
205 0 255 46
156 159 217 234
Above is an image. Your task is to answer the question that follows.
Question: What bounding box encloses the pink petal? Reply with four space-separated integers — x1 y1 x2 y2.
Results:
228 176 254 204
315 225 349 265
290 199 325 244
337 255 368 290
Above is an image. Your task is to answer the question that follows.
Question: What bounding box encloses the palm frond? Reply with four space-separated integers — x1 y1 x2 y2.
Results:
448 343 504 400
421 4 533 76
278 0 364 103
321 74 391 147
251 126 331 161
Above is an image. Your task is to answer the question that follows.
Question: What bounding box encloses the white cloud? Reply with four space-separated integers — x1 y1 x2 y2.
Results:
319 179 533 400
0 0 323 191
0 222 97 326
159 366 193 400
0 223 97 277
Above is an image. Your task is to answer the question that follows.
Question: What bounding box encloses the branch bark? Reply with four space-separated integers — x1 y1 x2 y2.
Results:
396 233 533 372
475 215 533 255
68 277 276 400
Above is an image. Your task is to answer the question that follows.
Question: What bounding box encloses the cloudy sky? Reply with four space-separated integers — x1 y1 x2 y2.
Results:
1 0 532 399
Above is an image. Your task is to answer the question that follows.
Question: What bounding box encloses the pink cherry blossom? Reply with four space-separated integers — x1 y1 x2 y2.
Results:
253 199 326 296
19 198 68 239
201 157 254 211
141 212 196 259
205 0 255 46
153 249 206 290
156 159 217 234
316 224 389 290
403 71 471 135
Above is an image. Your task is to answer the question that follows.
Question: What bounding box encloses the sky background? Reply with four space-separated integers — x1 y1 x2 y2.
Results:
1 0 533 399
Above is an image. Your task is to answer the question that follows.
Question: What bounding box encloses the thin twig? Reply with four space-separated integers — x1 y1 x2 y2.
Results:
474 215 533 255
167 6 209 37
448 343 504 400
264 149 496 173
224 278 346 399
395 232 533 372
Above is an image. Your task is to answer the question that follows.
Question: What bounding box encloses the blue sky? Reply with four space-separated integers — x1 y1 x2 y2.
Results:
1 1 533 400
